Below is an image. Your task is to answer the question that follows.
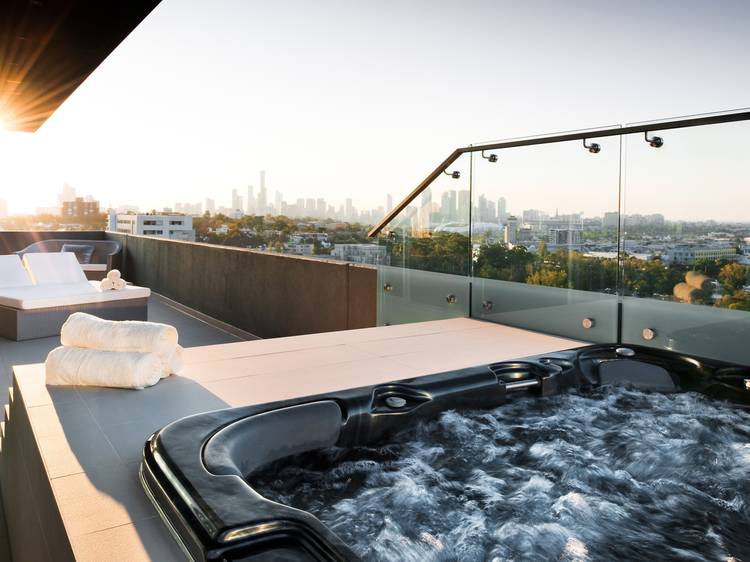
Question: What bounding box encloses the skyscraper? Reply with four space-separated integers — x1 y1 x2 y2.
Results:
231 189 244 215
441 191 456 221
419 190 432 233
504 215 518 245
497 197 507 223
457 190 471 222
345 198 354 221
257 170 267 215
205 198 216 215
246 185 255 214
274 191 283 215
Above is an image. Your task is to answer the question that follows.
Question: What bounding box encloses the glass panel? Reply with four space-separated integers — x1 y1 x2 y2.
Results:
470 131 621 343
621 117 750 364
377 154 472 325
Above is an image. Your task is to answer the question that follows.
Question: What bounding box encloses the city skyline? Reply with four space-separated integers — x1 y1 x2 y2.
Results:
5 176 750 230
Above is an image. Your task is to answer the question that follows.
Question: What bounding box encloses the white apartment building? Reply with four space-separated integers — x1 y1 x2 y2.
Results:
330 243 388 265
109 211 195 241
663 244 738 265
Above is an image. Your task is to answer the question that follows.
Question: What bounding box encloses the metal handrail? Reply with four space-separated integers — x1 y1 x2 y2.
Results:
367 109 750 237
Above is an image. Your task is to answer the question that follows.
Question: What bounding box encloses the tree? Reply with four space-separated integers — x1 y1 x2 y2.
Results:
719 262 748 293
716 293 750 311
527 268 568 288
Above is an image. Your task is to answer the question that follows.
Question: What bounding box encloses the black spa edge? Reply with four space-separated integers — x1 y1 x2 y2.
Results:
140 344 750 562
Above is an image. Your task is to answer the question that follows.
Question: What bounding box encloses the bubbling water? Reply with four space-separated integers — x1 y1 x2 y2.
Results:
252 387 750 561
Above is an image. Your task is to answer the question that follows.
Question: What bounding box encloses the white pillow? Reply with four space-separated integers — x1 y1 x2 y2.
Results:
0 255 33 288
23 253 88 285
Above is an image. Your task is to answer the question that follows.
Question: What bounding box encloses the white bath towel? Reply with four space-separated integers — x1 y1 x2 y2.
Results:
45 347 163 389
100 271 125 291
60 312 183 377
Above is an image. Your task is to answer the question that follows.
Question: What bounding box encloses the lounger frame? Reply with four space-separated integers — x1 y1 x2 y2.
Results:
0 299 148 341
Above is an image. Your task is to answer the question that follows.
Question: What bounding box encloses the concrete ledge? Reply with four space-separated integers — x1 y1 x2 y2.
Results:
0 318 582 561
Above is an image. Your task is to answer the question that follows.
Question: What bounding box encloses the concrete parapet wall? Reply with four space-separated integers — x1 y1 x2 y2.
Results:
105 232 377 338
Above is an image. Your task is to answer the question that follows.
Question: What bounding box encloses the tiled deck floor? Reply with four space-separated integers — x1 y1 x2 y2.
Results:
0 297 244 562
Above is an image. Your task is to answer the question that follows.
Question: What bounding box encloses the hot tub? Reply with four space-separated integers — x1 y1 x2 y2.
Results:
140 345 750 561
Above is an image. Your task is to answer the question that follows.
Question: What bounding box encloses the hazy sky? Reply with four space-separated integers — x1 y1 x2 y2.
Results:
1 0 749 218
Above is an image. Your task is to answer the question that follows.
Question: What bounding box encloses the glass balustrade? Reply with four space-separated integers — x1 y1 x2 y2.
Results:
375 110 750 366
469 130 621 343
619 115 750 364
377 154 472 325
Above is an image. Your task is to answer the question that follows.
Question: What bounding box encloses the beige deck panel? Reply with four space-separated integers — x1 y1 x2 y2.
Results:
6 318 584 561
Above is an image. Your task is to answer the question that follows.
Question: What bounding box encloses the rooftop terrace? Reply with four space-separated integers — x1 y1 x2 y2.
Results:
1 107 750 559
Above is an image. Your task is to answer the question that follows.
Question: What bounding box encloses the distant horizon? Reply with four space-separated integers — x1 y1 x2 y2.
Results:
3 189 750 228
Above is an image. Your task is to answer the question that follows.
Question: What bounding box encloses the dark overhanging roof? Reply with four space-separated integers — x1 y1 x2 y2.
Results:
0 0 162 132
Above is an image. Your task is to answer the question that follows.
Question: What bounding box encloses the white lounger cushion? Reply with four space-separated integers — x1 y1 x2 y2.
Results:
82 263 108 272
23 252 88 285
0 255 33 288
0 281 150 310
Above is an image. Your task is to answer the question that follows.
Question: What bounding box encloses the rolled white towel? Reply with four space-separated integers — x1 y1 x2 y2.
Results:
61 312 182 376
107 269 122 281
113 278 126 291
100 278 115 291
45 347 163 389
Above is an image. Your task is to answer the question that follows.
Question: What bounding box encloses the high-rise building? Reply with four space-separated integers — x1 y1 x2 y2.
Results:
418 191 432 233
257 187 267 215
457 190 470 222
246 185 255 214
441 191 456 221
504 215 519 246
275 191 283 215
205 198 216 215
231 189 244 215
316 198 326 218
386 194 393 213
498 197 507 222
477 194 496 222
345 198 354 221
603 212 619 229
